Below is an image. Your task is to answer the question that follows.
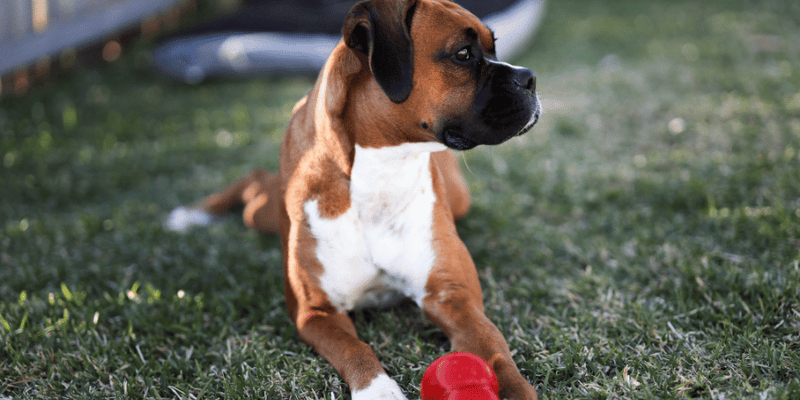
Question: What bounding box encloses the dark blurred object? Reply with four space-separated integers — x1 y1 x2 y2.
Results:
152 0 546 84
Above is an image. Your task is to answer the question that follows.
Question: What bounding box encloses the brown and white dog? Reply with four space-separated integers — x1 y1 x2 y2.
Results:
167 0 541 398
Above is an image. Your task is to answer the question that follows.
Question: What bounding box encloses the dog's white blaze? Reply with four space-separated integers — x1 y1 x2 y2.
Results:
304 142 447 312
350 373 408 400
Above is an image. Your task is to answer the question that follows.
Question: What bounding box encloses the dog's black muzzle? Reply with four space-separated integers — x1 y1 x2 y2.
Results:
440 60 540 151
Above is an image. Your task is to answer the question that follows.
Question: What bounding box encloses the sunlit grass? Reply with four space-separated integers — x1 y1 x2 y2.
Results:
2 0 799 398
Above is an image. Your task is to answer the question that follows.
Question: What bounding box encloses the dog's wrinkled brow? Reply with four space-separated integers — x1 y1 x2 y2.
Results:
465 27 479 41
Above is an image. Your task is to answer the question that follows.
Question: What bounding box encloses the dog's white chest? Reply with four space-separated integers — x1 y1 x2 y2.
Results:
304 142 447 312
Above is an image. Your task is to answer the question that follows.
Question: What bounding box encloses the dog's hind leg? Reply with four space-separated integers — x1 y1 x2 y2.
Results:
201 168 281 234
431 150 471 221
166 169 281 234
237 169 281 234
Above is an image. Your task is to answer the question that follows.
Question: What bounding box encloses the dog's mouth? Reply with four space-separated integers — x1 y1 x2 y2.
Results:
442 128 479 150
516 100 542 137
438 92 542 151
439 113 535 151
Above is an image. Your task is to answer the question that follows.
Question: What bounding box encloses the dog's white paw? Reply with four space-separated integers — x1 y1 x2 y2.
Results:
351 374 409 400
165 206 214 232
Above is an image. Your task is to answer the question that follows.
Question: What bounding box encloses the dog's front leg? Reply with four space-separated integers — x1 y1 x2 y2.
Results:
295 310 408 399
421 241 538 400
283 223 409 400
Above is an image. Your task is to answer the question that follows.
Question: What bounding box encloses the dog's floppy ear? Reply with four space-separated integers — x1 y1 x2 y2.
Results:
343 0 417 104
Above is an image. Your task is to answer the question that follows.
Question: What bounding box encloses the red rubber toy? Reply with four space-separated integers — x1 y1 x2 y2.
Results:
420 352 500 400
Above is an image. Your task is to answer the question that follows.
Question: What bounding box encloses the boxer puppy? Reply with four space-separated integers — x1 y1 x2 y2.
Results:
168 0 542 398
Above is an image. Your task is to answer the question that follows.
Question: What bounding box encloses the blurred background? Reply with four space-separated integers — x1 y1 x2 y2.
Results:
1 0 798 399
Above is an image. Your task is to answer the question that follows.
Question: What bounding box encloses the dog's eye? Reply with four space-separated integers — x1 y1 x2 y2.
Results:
454 47 472 62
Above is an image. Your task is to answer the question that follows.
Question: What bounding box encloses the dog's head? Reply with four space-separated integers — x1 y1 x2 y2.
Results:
343 0 541 150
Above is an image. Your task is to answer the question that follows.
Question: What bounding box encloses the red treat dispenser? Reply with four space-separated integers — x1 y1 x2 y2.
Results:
420 352 500 400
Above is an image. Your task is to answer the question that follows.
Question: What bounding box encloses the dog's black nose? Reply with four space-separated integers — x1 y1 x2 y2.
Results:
514 68 536 92
524 72 536 92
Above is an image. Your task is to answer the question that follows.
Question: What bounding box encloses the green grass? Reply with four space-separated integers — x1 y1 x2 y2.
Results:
2 0 799 398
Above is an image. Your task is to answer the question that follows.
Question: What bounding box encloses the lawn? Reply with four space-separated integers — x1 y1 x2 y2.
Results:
1 0 799 398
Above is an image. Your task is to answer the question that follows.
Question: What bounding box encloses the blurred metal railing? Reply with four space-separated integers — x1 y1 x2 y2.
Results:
0 0 184 76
